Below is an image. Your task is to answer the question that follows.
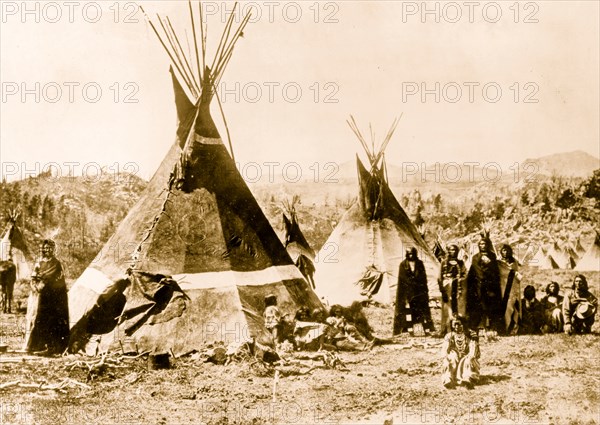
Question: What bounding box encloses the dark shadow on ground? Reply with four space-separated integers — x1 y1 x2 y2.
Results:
478 374 512 385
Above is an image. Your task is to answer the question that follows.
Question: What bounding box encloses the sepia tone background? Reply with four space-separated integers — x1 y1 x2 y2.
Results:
1 1 599 180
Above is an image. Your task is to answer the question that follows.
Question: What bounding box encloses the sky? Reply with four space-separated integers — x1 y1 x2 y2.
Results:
1 1 599 182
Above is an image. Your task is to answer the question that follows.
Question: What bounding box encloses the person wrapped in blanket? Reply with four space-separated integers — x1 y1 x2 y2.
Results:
438 244 467 336
466 237 502 335
324 305 374 351
441 317 480 389
263 294 282 347
519 285 543 334
540 282 564 333
293 307 329 351
23 239 69 355
563 275 597 335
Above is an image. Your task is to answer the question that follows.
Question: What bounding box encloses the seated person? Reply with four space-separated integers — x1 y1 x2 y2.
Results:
520 285 543 334
563 275 597 335
293 307 328 351
263 294 282 347
325 305 372 351
540 282 564 333
441 317 480 389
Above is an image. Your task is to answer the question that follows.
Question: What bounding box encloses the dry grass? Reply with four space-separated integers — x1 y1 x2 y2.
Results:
0 270 597 424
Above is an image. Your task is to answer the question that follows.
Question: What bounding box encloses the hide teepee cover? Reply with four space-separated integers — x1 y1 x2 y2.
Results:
574 232 600 272
0 212 31 281
315 117 440 306
68 4 321 355
282 196 316 289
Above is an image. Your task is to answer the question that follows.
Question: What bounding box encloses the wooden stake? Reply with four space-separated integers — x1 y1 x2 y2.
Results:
272 370 280 402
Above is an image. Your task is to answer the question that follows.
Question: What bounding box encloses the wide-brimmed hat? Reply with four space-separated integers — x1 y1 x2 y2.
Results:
575 302 596 320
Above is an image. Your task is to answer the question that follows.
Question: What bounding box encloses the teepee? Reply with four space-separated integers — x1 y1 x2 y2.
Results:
315 117 440 307
0 211 32 281
574 232 600 272
68 3 321 356
575 237 586 256
282 196 316 289
528 248 560 269
548 242 568 270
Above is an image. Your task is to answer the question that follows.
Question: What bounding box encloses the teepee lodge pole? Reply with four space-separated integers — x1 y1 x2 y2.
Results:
210 2 238 75
157 15 198 98
189 0 203 82
198 3 207 71
213 87 236 162
214 13 252 87
347 115 373 164
165 16 201 95
139 6 194 98
373 114 402 167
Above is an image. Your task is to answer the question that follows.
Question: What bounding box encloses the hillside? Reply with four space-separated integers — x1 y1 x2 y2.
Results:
0 171 147 280
521 150 599 178
1 151 598 285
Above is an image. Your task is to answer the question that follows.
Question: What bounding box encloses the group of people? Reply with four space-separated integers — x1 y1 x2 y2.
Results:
394 237 597 338
393 237 511 338
521 275 598 335
263 294 377 353
389 236 597 390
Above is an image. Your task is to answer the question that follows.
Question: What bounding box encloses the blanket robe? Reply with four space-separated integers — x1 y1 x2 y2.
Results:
23 257 69 354
438 257 467 335
466 253 502 333
394 258 433 334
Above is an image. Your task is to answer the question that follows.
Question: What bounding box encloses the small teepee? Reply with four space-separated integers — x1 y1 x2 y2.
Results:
0 211 32 280
315 116 440 306
282 196 316 289
574 232 600 272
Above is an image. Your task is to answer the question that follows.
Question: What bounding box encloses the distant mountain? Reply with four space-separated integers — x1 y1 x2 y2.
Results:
317 150 598 187
521 151 599 178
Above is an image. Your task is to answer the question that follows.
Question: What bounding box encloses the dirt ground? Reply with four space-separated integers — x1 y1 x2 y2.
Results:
0 303 599 425
0 269 597 425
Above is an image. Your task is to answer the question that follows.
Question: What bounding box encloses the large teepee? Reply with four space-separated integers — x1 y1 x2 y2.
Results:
574 232 600 272
315 117 440 307
0 212 32 281
68 3 321 355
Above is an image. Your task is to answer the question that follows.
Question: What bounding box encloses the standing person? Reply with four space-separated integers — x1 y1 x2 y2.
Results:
499 243 522 335
23 239 69 355
563 275 597 335
466 237 502 334
540 282 564 333
500 244 519 271
437 245 467 336
394 247 434 335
